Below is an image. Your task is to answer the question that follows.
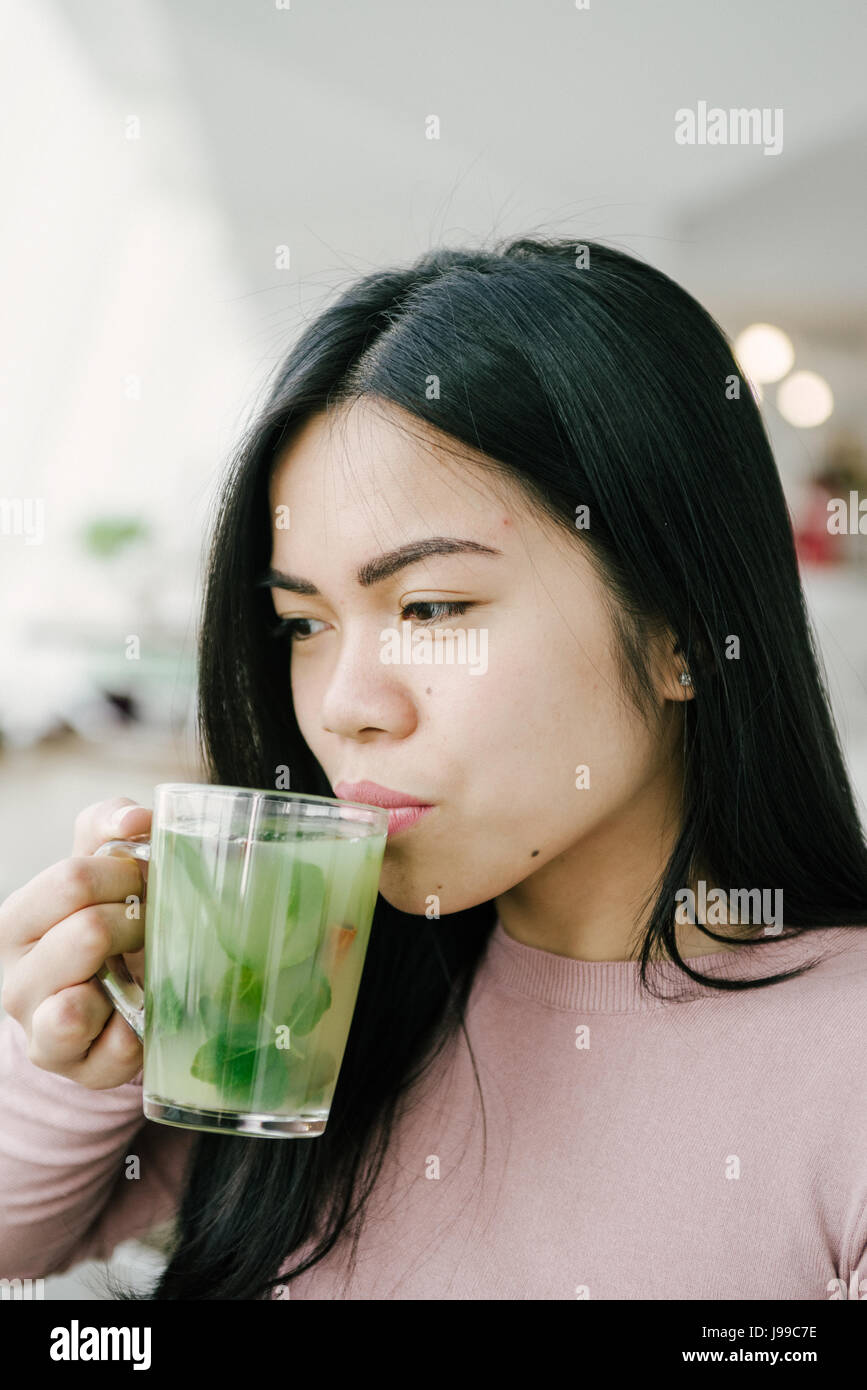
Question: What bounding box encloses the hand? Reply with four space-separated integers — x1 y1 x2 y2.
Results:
0 797 151 1089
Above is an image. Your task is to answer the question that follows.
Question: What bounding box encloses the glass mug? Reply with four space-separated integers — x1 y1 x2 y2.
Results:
94 784 387 1138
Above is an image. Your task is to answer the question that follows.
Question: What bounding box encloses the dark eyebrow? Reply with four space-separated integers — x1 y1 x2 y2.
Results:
256 537 503 595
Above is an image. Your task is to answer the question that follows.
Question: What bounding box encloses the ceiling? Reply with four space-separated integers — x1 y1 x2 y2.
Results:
53 0 867 344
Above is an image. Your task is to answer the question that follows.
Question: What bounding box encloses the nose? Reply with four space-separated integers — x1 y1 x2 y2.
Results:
316 624 419 741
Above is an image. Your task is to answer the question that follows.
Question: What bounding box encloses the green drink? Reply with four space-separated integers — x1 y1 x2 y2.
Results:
95 786 388 1138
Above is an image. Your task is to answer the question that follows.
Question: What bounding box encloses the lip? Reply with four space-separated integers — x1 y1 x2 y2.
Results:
382 804 435 838
333 779 435 810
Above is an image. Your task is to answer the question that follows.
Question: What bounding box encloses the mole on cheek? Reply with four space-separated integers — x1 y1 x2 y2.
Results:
426 687 432 695
530 849 539 857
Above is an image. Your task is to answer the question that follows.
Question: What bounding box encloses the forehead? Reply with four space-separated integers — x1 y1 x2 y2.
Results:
268 399 523 539
265 399 605 609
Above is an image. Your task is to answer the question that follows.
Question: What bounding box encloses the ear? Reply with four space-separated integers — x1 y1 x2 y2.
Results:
650 630 695 703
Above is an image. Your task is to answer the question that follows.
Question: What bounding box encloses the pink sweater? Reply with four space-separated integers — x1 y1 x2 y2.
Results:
1 919 865 1299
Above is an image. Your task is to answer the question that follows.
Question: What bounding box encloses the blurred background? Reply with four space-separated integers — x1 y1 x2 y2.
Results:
1 0 866 1296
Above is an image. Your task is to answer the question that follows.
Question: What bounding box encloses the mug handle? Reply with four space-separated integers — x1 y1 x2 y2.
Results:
93 837 151 1042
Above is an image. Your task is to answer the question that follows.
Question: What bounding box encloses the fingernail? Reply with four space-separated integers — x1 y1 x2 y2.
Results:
111 804 139 833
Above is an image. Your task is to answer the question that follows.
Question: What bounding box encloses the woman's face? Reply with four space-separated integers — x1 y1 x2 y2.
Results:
266 398 686 923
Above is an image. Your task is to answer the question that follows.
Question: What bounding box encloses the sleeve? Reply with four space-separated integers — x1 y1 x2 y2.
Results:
0 1012 196 1279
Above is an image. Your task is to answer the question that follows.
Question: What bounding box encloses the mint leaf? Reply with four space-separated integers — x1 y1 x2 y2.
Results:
147 976 184 1035
304 1049 337 1105
197 994 221 1034
214 857 327 970
171 831 217 904
190 1023 291 1109
198 967 263 1045
288 967 332 1036
198 964 263 1034
281 861 327 966
217 963 263 1017
268 959 333 1037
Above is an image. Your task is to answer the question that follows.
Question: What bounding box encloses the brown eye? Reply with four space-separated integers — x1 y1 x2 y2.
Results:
401 601 472 624
268 616 326 643
268 601 473 644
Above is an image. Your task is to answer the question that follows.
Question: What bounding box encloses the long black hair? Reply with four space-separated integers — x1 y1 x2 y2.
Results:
109 235 867 1301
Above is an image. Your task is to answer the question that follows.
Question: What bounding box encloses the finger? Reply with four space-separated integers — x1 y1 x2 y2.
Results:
0 855 146 955
26 979 115 1068
72 797 152 858
29 988 143 1088
2 902 145 1028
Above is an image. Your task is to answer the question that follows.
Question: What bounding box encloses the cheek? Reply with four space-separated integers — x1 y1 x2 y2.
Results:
507 630 609 744
289 665 320 737
500 638 649 799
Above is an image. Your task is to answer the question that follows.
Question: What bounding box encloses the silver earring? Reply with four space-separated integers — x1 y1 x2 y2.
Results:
680 671 692 686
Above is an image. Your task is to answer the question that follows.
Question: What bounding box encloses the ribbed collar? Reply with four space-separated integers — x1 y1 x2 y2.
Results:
482 918 857 1013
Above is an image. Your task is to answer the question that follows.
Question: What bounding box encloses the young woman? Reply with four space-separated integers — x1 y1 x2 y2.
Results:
1 237 865 1301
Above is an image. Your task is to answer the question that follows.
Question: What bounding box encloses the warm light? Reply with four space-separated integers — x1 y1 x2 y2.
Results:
776 371 834 428
734 323 794 383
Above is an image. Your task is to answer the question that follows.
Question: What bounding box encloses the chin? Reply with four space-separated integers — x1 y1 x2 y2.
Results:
376 871 483 919
375 871 437 917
